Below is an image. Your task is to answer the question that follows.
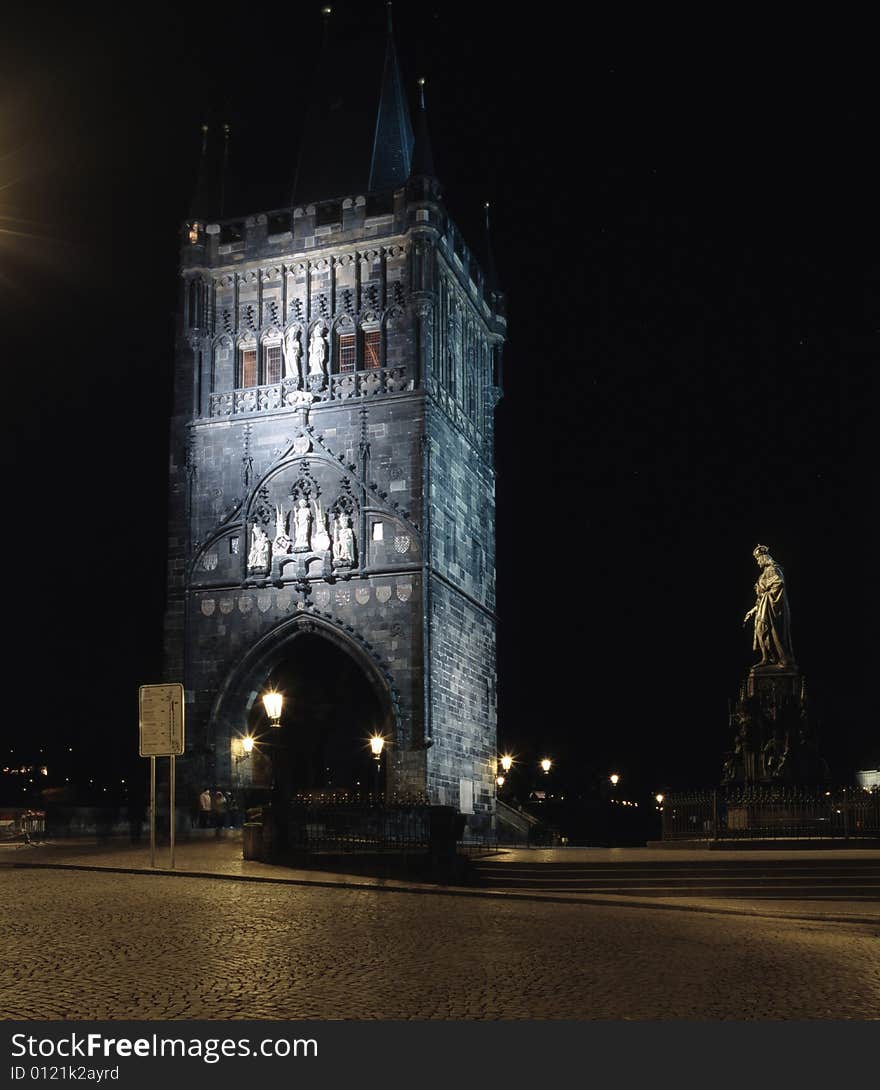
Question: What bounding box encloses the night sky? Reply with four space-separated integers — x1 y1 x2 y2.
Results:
3 5 876 799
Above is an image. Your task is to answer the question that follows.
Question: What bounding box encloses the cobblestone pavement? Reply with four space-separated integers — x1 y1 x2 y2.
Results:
2 869 879 1020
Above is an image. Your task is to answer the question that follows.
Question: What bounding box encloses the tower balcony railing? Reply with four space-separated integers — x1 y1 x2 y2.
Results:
208 366 410 417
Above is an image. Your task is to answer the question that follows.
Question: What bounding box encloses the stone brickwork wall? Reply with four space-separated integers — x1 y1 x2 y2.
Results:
424 401 498 831
164 182 504 812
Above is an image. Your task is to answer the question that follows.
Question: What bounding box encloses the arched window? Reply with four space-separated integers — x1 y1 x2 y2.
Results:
239 345 257 388
264 342 282 384
337 329 356 373
363 326 381 369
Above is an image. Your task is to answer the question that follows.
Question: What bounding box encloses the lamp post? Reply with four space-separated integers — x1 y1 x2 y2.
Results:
369 734 385 801
261 690 285 856
232 735 254 787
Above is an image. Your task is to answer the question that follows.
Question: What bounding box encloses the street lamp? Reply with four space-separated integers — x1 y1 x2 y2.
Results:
232 735 255 780
496 775 505 788
369 734 385 800
262 691 283 727
500 754 513 773
540 758 552 774
609 773 620 787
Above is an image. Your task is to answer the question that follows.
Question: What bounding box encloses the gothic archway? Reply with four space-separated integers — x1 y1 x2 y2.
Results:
209 614 398 795
252 632 385 793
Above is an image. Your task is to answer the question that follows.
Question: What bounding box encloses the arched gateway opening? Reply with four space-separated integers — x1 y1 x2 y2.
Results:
212 617 397 799
250 633 386 793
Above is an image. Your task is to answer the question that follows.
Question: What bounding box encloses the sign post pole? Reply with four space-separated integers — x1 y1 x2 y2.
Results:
169 754 176 870
149 755 156 869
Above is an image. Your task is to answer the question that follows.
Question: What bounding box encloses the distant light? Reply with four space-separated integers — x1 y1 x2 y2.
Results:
500 754 513 773
369 734 385 758
496 775 505 787
242 736 255 754
655 793 664 805
540 758 552 774
610 773 620 786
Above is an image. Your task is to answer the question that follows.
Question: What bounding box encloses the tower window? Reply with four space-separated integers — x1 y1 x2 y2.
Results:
338 333 356 374
241 348 257 388
364 329 381 369
265 344 282 384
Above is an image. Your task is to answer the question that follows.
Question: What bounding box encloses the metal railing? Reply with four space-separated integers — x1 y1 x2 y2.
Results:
0 808 46 841
661 786 880 841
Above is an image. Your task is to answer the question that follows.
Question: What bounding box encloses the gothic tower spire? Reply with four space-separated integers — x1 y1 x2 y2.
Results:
188 123 213 223
368 2 415 191
409 77 436 180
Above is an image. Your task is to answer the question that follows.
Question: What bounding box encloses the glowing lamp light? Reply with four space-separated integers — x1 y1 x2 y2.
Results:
242 736 255 754
609 773 620 786
655 793 664 805
369 734 386 758
500 754 513 773
262 691 283 726
496 775 505 787
540 758 552 774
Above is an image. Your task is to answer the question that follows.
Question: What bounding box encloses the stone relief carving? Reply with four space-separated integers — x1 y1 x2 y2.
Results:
247 524 270 573
312 497 331 552
273 503 292 555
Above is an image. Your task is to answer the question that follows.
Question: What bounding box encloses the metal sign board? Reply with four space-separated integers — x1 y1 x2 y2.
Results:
139 683 185 757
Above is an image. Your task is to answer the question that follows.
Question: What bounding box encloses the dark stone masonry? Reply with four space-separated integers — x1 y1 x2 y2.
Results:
163 21 504 832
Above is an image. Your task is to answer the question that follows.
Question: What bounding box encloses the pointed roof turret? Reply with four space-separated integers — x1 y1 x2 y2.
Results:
409 77 436 180
368 3 415 191
188 123 214 222
483 201 499 292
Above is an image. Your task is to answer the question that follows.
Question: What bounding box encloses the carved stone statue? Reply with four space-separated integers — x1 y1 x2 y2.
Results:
308 324 327 376
292 496 311 552
283 329 302 383
332 512 355 567
247 523 270 572
742 544 795 669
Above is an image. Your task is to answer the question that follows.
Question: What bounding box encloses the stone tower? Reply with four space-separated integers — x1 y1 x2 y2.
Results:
163 14 505 832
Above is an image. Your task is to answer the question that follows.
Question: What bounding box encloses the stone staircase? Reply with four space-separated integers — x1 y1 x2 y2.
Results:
472 854 880 899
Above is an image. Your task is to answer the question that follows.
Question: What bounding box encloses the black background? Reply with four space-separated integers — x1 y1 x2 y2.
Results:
2 3 876 801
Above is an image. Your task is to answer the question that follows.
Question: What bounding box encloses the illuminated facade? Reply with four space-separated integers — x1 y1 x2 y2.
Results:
163 17 504 829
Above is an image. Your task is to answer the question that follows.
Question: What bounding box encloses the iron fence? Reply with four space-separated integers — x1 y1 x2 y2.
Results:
0 809 46 841
285 802 432 854
662 786 880 841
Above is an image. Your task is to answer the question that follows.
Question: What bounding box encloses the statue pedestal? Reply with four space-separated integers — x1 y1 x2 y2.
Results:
723 664 827 786
746 665 804 702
